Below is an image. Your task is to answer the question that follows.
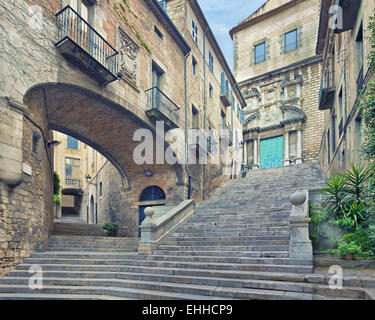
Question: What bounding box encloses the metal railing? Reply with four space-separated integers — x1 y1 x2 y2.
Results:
65 178 81 188
56 6 118 76
220 125 233 145
319 70 335 105
145 87 180 124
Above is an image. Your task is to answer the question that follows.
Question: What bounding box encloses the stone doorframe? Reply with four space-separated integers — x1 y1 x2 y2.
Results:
243 121 303 170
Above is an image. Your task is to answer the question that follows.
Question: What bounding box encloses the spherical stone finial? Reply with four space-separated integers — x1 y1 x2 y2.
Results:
144 207 155 218
290 191 306 206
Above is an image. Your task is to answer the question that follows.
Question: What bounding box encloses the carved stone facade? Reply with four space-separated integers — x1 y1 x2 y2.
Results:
118 27 139 86
231 0 324 170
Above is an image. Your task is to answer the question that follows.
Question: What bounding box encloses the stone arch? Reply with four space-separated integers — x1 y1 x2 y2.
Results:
23 82 184 189
139 185 166 202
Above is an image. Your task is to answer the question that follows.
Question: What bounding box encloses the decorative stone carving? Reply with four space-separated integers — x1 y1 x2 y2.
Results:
118 28 139 85
280 74 303 88
242 87 260 99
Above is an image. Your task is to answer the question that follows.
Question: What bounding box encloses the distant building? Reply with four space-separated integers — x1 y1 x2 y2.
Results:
316 0 375 176
230 0 325 170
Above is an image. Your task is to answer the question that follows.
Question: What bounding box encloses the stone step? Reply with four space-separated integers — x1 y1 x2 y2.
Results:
168 235 290 241
157 244 290 251
152 250 289 258
24 255 311 266
0 284 231 300
0 279 317 300
17 259 313 273
53 222 106 237
1 275 366 299
171 231 291 237
161 239 290 246
0 293 130 300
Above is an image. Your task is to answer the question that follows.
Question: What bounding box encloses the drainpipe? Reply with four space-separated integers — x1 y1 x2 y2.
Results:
184 51 192 199
202 27 209 200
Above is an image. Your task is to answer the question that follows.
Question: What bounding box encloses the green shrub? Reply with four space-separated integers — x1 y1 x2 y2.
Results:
102 222 119 236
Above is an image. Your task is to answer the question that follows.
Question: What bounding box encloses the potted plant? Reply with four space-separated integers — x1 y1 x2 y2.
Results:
336 240 361 260
102 222 119 237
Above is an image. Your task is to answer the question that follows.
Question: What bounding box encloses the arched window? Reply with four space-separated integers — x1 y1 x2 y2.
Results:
139 186 166 202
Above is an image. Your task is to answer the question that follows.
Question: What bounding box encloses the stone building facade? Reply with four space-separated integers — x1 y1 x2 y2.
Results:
164 0 246 199
230 0 325 170
317 0 375 176
0 0 244 273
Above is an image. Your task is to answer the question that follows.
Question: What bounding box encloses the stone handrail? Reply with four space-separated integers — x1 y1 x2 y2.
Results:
138 199 195 254
288 190 313 261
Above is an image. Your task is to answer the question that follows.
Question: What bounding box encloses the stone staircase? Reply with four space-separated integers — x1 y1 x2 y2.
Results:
0 163 372 300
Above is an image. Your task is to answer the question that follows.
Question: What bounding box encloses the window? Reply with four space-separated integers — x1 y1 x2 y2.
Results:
70 0 92 25
154 26 163 40
327 130 331 164
284 29 297 53
192 105 199 129
99 182 103 197
67 135 79 150
237 104 240 118
32 131 41 155
209 51 214 72
152 62 164 88
221 110 226 129
192 20 198 44
254 42 266 64
331 113 336 154
209 84 213 98
192 56 197 75
158 0 166 11
65 157 80 178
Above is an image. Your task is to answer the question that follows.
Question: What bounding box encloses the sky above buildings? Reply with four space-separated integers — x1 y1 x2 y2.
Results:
199 0 266 71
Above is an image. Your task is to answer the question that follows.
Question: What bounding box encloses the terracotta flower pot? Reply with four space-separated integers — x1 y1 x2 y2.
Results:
343 253 355 260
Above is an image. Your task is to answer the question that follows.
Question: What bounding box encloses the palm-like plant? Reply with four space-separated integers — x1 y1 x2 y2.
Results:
343 163 374 203
321 174 347 217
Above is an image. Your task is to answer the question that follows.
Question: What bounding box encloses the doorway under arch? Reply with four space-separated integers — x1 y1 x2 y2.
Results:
90 195 95 224
138 186 166 237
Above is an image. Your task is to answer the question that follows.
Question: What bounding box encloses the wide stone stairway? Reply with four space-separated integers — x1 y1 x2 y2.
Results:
0 163 371 299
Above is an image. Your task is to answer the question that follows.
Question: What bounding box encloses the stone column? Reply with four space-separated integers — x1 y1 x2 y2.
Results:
138 207 157 254
288 190 313 261
252 139 259 170
243 140 247 167
284 132 290 166
0 97 27 187
296 129 303 165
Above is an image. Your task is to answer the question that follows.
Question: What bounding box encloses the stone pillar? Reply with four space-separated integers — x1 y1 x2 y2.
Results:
0 97 27 187
296 129 303 165
288 190 313 261
284 132 290 166
252 139 259 170
138 207 157 254
243 140 247 167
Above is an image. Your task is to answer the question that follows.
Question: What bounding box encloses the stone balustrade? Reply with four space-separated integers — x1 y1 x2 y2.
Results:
138 199 195 254
288 190 313 261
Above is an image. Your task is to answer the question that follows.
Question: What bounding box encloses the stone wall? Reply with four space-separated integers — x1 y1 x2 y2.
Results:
0 88 54 276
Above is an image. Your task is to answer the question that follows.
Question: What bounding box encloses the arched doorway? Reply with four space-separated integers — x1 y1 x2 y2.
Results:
138 186 166 236
90 195 95 224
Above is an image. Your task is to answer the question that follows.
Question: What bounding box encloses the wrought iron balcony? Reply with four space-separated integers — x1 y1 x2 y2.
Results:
55 6 119 85
65 178 81 188
145 87 180 129
220 125 233 146
220 81 231 107
318 71 336 110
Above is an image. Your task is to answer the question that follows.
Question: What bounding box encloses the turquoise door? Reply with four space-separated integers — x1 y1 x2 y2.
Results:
260 136 284 169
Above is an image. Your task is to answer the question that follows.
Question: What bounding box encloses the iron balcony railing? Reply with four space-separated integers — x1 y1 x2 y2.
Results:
56 5 118 76
318 70 335 109
65 178 81 188
220 125 233 146
145 87 180 124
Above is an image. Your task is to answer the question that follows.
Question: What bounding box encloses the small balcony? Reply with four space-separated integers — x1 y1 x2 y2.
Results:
55 6 119 85
334 0 361 34
65 178 81 188
220 125 233 146
189 128 208 154
318 71 336 110
145 87 180 129
220 85 231 108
